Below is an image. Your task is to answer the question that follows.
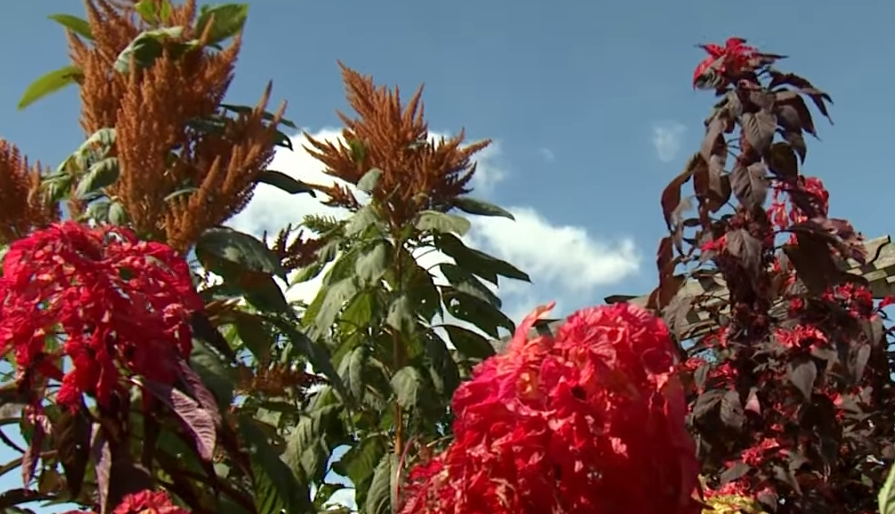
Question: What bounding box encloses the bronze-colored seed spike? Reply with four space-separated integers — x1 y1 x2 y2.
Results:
67 0 287 252
304 62 491 229
0 141 60 244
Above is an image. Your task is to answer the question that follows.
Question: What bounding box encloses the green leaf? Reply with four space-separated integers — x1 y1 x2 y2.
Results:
220 103 297 129
386 295 416 336
443 324 496 360
196 3 249 45
18 65 83 110
436 233 530 284
390 366 423 410
364 453 398 514
189 339 236 411
134 0 160 23
356 168 382 193
308 278 359 338
880 462 895 514
238 417 315 514
415 210 471 236
283 400 343 482
340 435 388 493
114 27 187 74
451 196 515 220
338 346 367 401
443 289 514 338
164 187 199 202
47 14 94 40
75 157 119 199
233 312 273 362
355 241 391 286
439 262 501 307
424 331 461 397
272 319 350 403
108 202 128 226
195 226 286 279
345 204 379 237
257 170 316 196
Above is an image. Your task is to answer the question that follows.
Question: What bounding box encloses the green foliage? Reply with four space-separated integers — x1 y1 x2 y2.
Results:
17 65 83 110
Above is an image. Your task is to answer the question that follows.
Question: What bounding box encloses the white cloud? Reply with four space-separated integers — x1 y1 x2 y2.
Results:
651 121 687 163
538 147 555 163
229 129 640 319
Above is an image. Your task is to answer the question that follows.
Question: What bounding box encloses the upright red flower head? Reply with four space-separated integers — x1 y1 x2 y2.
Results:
0 222 203 409
692 37 761 90
399 302 701 514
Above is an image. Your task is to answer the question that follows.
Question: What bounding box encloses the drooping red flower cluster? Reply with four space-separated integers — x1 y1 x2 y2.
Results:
399 302 702 514
62 488 190 514
0 221 203 409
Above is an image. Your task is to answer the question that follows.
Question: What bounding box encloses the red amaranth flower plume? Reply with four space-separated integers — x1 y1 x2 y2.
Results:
692 37 782 91
0 222 203 409
113 489 190 514
399 302 701 514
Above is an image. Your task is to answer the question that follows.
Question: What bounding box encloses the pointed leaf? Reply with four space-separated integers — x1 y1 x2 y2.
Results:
196 3 249 45
415 211 471 236
21 420 44 487
114 26 187 74
443 324 496 360
138 379 216 461
730 162 768 211
308 278 359 337
720 389 744 429
53 408 91 496
787 357 817 399
879 462 895 514
75 157 120 199
451 196 514 220
258 170 316 196
233 311 274 362
340 435 388 489
390 366 423 410
18 65 83 110
355 240 391 286
338 346 367 401
436 233 529 283
175 358 223 427
357 168 382 193
439 263 501 307
364 453 398 514
272 319 350 402
741 110 776 155
345 204 379 236
443 289 515 338
195 226 286 279
47 14 94 39
386 295 416 336
239 417 315 514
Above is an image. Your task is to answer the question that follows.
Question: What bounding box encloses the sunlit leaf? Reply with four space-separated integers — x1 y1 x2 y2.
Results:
451 196 515 220
195 3 249 45
18 66 83 110
47 14 94 39
239 417 315 514
415 211 471 236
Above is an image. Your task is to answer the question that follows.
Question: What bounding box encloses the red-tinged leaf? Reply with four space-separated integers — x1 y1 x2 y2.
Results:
661 155 699 229
21 420 44 487
768 71 834 124
701 117 725 164
726 229 762 273
176 358 222 427
91 428 153 514
693 153 730 213
741 111 776 155
720 389 744 428
720 461 751 484
139 379 217 461
851 343 872 383
692 388 725 420
774 92 816 137
54 407 91 496
766 142 799 178
783 237 841 295
730 162 768 211
787 357 817 399
0 488 52 510
656 236 675 277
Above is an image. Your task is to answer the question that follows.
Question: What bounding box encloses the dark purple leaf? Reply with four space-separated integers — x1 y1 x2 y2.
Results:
851 343 871 383
766 142 799 178
720 460 750 484
730 163 768 211
21 420 43 487
726 229 762 273
139 378 216 461
720 389 744 429
91 426 153 514
693 389 724 419
787 357 817 399
54 407 91 496
176 358 222 427
741 111 776 154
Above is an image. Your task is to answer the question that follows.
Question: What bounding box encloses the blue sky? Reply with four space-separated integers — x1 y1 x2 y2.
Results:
0 0 893 511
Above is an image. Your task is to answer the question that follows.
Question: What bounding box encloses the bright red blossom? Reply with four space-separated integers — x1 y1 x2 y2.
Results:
0 222 202 409
399 302 701 514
